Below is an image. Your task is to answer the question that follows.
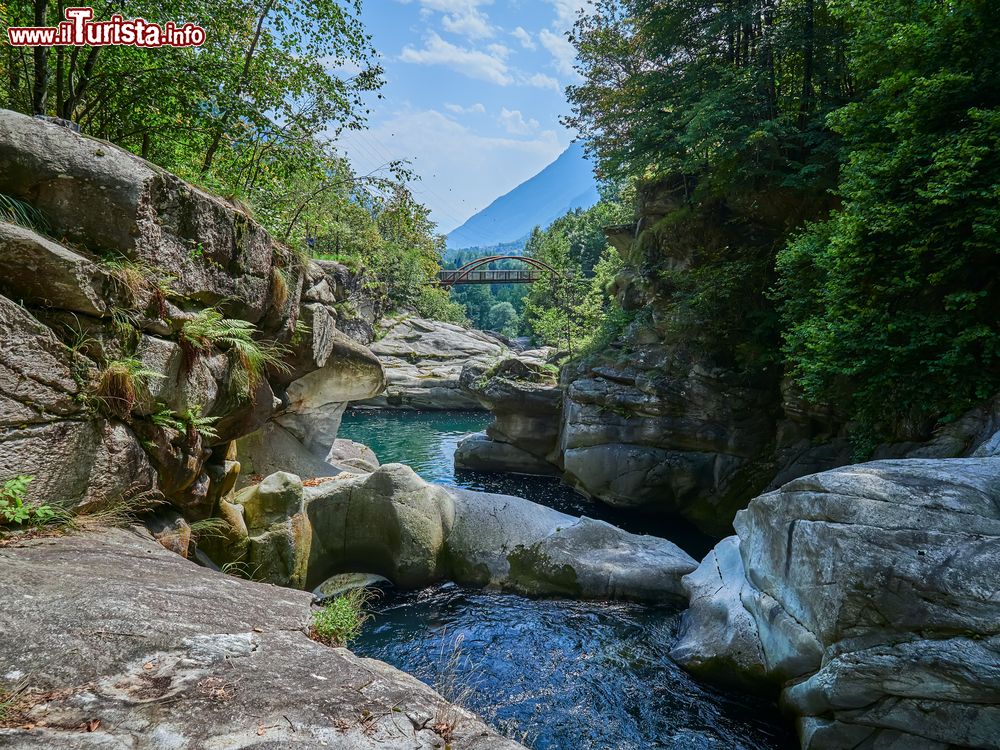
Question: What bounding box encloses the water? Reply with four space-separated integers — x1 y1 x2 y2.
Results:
339 409 716 558
338 409 795 750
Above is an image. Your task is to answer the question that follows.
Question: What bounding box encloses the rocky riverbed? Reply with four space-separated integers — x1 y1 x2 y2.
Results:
1 109 998 750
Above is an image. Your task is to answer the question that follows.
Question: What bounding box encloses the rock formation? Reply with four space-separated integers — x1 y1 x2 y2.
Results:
359 316 510 410
0 108 383 519
455 356 562 475
458 179 1000 536
218 463 697 603
671 458 1000 749
0 528 524 749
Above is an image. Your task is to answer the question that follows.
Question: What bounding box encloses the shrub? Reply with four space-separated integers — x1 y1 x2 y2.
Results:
0 476 56 528
309 588 372 647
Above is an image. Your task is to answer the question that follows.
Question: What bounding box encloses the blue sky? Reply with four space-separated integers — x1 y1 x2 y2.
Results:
331 0 590 234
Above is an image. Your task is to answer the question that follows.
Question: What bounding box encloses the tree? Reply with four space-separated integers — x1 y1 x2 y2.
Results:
486 302 520 338
564 0 852 372
776 0 1000 441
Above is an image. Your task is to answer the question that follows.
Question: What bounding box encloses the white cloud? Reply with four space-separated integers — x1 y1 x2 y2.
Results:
499 107 540 135
400 32 512 85
511 26 536 50
441 9 493 39
539 28 579 78
333 108 565 233
444 102 487 114
522 72 561 91
546 0 590 30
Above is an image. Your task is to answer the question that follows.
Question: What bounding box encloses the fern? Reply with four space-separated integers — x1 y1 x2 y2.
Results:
151 404 220 443
180 308 290 399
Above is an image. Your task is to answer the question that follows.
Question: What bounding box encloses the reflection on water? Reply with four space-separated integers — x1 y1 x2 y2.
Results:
338 408 793 750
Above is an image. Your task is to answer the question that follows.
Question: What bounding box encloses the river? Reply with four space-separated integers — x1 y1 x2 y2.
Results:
338 409 795 750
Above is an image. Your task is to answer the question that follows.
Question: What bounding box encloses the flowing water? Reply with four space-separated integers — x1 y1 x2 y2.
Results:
338 409 795 750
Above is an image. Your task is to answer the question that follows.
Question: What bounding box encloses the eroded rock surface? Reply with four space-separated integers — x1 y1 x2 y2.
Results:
360 316 509 409
219 464 697 603
456 356 562 475
0 108 384 519
0 528 524 750
671 458 1000 749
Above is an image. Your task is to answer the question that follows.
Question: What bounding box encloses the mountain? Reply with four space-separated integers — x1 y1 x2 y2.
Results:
445 142 600 252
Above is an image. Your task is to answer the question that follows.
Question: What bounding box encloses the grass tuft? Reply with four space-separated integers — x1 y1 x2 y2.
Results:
309 588 373 647
0 193 49 234
93 358 162 420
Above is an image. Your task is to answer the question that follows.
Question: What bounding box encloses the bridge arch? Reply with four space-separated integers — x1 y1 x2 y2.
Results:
437 255 565 286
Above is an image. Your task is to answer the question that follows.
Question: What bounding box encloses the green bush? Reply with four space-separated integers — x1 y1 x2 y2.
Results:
309 588 372 647
0 476 56 528
775 0 1000 441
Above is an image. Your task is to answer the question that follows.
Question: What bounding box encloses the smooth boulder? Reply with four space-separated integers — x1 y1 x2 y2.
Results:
219 464 697 603
0 528 524 749
672 458 1000 749
359 316 507 409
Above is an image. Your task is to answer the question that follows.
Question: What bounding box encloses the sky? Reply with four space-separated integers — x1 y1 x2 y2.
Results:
330 0 591 235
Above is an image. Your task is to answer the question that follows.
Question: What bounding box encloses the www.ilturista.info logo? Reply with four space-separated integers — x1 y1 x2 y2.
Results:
7 7 205 47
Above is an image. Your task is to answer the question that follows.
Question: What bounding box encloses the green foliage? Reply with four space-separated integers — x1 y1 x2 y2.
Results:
775 0 1000 440
415 286 468 325
180 309 290 399
567 0 1000 437
519 199 631 353
486 302 520 338
152 405 220 443
310 589 372 647
310 185 457 318
0 476 56 528
1 0 382 191
1 1 459 326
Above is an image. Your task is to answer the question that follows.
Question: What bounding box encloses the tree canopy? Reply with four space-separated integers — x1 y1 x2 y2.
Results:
567 0 1000 444
0 0 461 319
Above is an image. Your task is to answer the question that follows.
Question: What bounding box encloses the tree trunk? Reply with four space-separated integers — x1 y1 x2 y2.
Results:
201 0 276 174
31 0 49 115
799 0 815 127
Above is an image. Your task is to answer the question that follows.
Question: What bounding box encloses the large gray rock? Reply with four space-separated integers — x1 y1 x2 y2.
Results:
236 421 341 487
454 431 560 476
0 295 159 512
360 316 507 409
0 528 524 749
447 486 697 601
0 222 109 316
0 109 388 521
669 536 769 690
225 464 697 603
0 109 274 322
672 458 1000 749
327 438 380 473
273 331 385 458
559 356 778 536
456 356 563 474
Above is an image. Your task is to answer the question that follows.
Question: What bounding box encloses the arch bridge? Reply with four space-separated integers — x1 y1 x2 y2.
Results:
437 255 563 286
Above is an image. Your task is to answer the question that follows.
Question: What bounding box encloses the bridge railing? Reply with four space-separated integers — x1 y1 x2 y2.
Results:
437 268 545 285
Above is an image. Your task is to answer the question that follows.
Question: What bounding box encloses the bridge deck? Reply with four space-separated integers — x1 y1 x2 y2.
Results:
437 269 544 285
